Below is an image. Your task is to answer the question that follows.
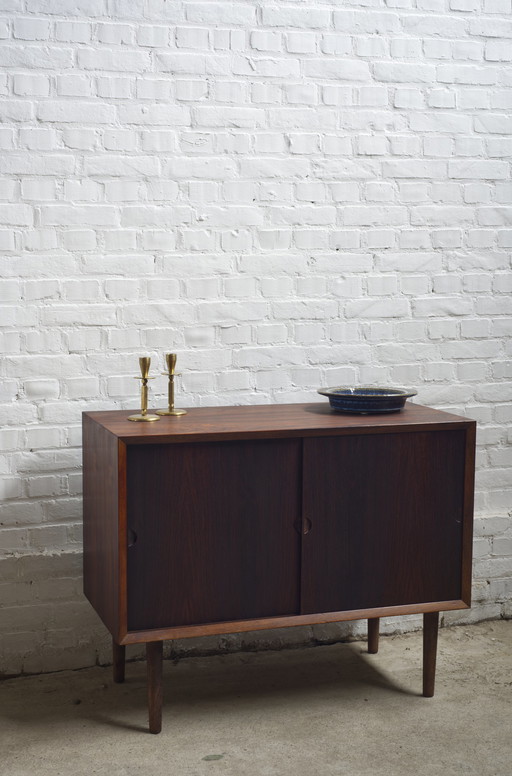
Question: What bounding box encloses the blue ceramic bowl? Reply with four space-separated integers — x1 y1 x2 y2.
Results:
317 386 417 414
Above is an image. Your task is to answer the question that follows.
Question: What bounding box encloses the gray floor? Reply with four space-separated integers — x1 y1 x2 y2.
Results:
1 620 511 776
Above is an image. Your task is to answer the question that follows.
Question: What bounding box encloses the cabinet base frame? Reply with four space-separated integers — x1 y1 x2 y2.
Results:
116 599 467 646
113 606 461 734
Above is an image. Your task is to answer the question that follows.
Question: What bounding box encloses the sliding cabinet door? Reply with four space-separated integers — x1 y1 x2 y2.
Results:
301 431 466 615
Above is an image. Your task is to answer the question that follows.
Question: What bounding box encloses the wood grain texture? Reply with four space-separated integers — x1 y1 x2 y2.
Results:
301 430 467 615
82 415 120 637
146 641 163 734
368 618 379 654
82 404 475 647
423 611 439 697
126 438 302 631
461 424 477 605
112 640 125 684
83 402 474 446
117 441 128 642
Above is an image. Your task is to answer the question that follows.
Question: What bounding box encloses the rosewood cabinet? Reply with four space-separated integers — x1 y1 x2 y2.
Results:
83 402 475 734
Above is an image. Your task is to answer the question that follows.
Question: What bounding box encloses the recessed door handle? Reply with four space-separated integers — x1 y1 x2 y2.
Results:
128 528 138 547
294 518 312 535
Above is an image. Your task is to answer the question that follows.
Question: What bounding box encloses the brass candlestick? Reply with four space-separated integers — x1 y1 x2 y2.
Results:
128 357 160 422
156 353 187 417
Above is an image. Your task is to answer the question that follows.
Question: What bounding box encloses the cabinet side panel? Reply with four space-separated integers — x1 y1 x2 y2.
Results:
461 423 476 605
302 431 466 614
83 415 119 636
126 439 301 630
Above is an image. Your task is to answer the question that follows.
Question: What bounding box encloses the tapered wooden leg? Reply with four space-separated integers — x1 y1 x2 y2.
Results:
423 612 439 698
367 617 380 654
146 641 163 734
113 640 125 683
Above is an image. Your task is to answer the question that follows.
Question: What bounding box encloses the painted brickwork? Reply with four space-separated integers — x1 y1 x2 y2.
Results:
0 0 511 675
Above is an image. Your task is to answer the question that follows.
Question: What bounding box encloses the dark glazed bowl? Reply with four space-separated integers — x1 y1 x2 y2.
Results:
317 386 417 414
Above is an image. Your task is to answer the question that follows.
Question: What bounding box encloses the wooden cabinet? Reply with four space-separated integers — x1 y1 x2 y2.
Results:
83 402 475 734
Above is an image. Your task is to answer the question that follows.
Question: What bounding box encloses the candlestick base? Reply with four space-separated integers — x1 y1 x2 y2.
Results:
156 408 187 416
128 413 160 422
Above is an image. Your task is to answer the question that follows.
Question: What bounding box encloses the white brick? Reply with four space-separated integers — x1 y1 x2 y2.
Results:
478 208 512 226
428 89 456 108
374 63 435 83
13 18 50 40
0 100 33 122
334 11 400 34
289 134 321 154
64 180 102 202
0 128 14 149
175 79 208 101
141 230 176 251
383 160 447 179
157 52 231 75
285 84 317 105
343 206 407 226
0 44 73 69
0 231 15 251
263 7 330 28
40 205 118 227
220 229 252 252
287 32 317 54
366 230 396 249
55 21 91 43
0 205 33 226
176 26 209 49
212 81 247 103
438 65 498 86
356 136 387 156
302 58 369 81
62 129 97 151
137 25 170 47
251 30 281 52
410 112 472 133
475 115 512 135
357 87 387 107
96 22 134 45
78 48 150 72
432 230 463 248
37 101 115 124
391 38 422 59
394 89 424 109
389 136 421 156
470 18 512 37
483 0 511 10
62 230 97 251
355 37 387 58
56 74 92 97
96 76 133 99
186 3 255 25
345 299 410 319
449 161 509 180
13 74 50 96
365 182 395 202
257 229 292 250
141 130 176 152
324 134 353 156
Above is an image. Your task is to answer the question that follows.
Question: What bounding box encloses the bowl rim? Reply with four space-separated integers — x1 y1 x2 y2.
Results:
317 385 418 399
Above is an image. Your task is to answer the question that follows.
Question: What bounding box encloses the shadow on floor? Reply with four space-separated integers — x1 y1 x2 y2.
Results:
1 640 418 734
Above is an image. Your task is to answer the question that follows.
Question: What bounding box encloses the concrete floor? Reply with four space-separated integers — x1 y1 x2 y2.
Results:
0 620 511 776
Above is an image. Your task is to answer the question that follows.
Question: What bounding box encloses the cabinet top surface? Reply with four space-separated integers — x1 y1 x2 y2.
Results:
83 402 474 444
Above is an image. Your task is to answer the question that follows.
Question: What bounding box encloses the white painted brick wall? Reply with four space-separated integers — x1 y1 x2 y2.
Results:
0 0 511 675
